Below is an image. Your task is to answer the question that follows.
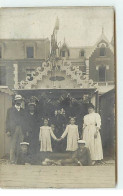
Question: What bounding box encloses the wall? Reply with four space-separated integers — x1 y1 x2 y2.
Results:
89 45 114 82
0 39 50 60
99 89 115 158
0 90 12 158
0 39 50 89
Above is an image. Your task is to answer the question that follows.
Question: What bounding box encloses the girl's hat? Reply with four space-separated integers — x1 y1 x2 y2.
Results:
69 116 76 119
42 117 49 121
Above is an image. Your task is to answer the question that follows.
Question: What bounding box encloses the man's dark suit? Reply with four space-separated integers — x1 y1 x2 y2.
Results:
6 106 26 163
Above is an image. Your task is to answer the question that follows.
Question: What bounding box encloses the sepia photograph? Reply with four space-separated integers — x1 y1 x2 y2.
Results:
0 7 116 188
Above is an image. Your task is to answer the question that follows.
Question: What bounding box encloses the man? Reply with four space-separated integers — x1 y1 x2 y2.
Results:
6 94 26 164
61 140 92 166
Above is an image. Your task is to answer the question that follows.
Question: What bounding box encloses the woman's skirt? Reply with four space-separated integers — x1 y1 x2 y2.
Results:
83 125 103 160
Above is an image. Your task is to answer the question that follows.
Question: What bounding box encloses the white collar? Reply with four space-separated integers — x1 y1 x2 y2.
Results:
15 105 21 111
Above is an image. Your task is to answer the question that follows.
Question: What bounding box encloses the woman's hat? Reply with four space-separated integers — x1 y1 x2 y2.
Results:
28 102 36 106
87 103 95 109
78 140 86 144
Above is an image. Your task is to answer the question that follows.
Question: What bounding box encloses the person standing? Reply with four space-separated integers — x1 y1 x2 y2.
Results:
39 118 58 152
52 107 67 152
82 103 103 165
59 117 79 152
25 102 40 157
6 94 26 164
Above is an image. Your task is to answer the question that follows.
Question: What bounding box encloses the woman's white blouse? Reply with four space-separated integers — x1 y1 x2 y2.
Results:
83 112 101 129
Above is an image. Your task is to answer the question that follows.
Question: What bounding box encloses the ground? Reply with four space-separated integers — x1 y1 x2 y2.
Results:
0 161 116 188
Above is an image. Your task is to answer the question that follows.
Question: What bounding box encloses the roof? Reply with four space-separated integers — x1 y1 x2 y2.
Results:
0 86 14 95
0 38 50 42
60 29 114 58
100 88 115 97
92 29 114 53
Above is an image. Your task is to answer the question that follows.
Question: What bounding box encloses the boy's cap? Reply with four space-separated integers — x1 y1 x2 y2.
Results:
78 140 86 144
20 142 29 146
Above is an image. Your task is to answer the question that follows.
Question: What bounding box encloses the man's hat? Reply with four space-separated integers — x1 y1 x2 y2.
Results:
20 142 29 146
78 140 86 144
14 94 23 101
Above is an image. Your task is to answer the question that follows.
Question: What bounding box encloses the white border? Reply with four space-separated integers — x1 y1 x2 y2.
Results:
0 0 123 192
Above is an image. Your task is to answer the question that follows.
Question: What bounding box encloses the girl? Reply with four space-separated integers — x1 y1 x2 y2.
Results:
59 117 79 151
83 103 103 165
39 118 57 152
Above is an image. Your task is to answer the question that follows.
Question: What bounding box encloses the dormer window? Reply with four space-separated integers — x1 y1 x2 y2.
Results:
80 50 85 57
100 44 106 56
26 47 34 58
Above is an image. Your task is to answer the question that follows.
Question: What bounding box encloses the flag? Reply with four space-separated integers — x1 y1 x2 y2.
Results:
55 17 59 30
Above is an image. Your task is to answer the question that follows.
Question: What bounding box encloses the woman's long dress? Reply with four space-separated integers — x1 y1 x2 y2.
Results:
83 112 103 161
61 124 79 151
26 112 40 154
39 126 57 152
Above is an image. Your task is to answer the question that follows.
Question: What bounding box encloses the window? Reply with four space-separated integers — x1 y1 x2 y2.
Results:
0 47 2 58
99 65 106 81
0 66 6 85
80 50 84 57
26 47 34 58
62 51 65 57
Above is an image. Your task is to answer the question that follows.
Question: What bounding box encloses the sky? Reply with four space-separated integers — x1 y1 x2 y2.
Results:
0 7 114 47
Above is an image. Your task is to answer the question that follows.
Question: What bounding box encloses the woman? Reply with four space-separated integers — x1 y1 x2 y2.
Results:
25 102 40 157
82 103 103 165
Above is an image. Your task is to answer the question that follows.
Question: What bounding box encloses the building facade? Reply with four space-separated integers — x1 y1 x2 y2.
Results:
0 38 50 89
59 30 114 94
0 30 114 94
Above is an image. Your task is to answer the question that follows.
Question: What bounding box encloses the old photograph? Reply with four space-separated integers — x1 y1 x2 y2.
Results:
0 7 116 188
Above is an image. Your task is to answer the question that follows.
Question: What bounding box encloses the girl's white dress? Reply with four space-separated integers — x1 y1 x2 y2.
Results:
39 126 57 152
83 112 103 161
61 124 79 151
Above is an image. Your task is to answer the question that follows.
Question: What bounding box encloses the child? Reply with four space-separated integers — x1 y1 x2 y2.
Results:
39 118 57 152
17 142 31 165
59 117 79 151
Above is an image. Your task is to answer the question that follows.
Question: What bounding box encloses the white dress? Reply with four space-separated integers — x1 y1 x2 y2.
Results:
83 112 103 161
61 124 79 151
39 126 57 152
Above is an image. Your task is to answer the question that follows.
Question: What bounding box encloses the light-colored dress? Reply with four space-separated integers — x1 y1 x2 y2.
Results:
83 112 103 161
61 124 79 151
39 126 57 152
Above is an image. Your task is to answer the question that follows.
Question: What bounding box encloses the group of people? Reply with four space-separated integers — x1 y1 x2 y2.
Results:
6 94 103 166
